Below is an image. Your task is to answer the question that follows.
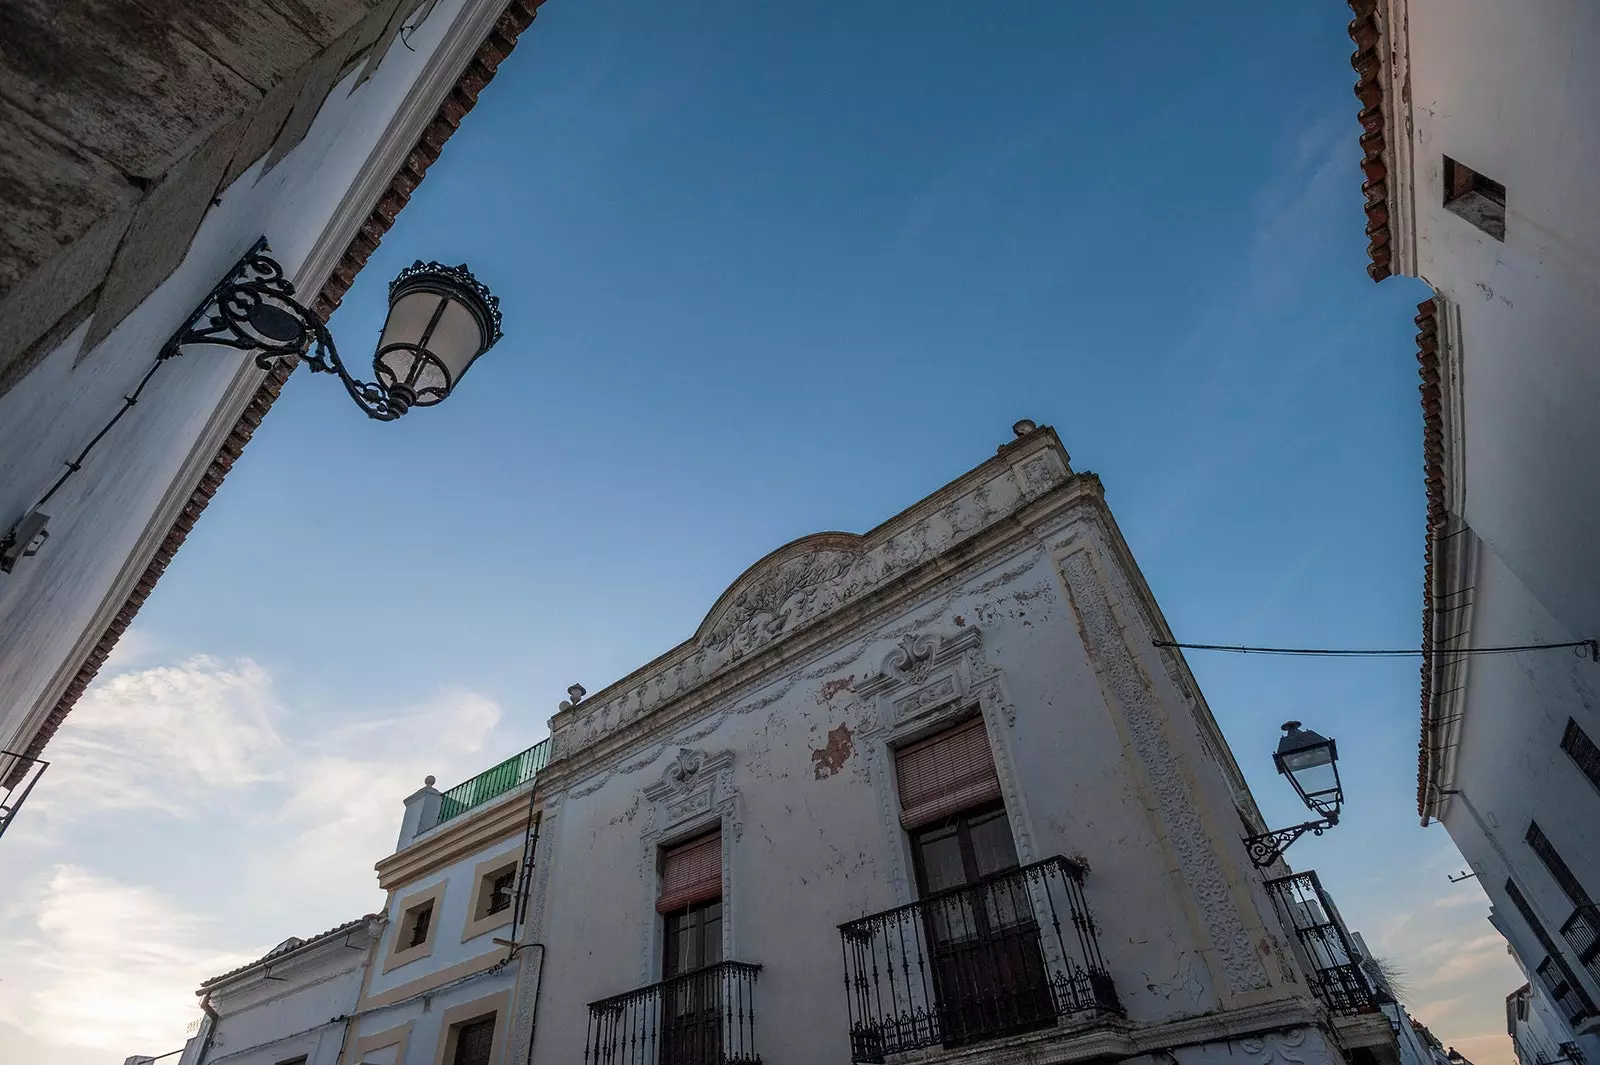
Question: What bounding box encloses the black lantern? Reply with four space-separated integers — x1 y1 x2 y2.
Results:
2 239 506 579
373 261 502 413
159 239 503 421
1273 720 1343 823
1242 719 1344 868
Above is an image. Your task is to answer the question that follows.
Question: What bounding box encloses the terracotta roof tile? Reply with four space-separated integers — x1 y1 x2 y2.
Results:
6 0 546 785
1415 298 1444 819
1347 0 1393 281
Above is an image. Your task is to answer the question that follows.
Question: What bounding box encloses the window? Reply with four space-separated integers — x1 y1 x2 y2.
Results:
657 832 724 1065
894 716 1002 829
1562 718 1600 794
1526 822 1593 908
452 1016 496 1065
487 870 516 916
1507 879 1596 1022
406 900 434 948
895 716 1048 1048
1442 156 1507 240
657 830 721 917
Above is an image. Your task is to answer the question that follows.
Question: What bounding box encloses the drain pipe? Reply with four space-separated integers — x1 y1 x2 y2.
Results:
192 991 220 1065
522 943 546 1065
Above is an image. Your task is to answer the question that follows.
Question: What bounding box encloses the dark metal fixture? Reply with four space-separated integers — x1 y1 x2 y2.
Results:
585 960 762 1065
0 238 502 574
1243 721 1343 868
1265 870 1381 1016
0 749 49 839
164 238 502 420
837 856 1120 1063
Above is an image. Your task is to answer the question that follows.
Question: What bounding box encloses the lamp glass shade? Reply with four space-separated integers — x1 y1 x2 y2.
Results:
373 262 502 408
1273 721 1343 821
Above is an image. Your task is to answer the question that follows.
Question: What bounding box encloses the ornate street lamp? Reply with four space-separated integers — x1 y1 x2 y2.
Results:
1244 720 1344 868
1 238 503 574
1274 721 1343 822
166 238 503 420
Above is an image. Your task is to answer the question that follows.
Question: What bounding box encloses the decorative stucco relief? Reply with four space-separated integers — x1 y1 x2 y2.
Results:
636 748 740 981
550 451 1072 762
856 625 1033 903
1055 541 1272 995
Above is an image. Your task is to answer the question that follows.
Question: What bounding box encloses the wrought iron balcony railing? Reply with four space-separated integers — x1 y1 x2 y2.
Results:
837 856 1120 1064
585 961 762 1065
0 749 49 841
1561 903 1600 987
1538 955 1592 1027
1265 870 1381 1016
436 739 549 826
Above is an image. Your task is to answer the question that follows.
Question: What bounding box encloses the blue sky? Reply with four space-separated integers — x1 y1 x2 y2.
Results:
0 2 1522 1062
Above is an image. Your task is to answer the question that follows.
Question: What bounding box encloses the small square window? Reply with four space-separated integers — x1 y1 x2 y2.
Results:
405 900 434 948
452 1015 497 1065
1443 156 1506 240
473 863 518 922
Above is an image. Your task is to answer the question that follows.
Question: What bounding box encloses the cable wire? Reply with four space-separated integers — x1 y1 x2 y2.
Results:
1153 639 1598 661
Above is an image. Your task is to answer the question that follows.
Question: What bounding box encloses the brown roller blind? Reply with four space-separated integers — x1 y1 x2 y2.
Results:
658 830 722 913
895 716 1002 828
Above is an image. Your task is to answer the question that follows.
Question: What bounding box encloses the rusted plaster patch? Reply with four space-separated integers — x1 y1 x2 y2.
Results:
818 674 855 703
811 723 854 779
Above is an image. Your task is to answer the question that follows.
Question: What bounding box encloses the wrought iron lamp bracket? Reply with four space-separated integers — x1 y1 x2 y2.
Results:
1243 818 1335 868
162 237 404 420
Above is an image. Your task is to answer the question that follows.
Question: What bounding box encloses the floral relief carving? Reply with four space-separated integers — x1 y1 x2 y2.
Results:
553 459 1069 762
1056 543 1271 994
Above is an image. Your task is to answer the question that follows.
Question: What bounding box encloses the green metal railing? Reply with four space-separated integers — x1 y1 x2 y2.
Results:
436 739 550 826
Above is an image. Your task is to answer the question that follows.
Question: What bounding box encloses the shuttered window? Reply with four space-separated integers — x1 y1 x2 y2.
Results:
895 716 1002 829
658 831 722 913
453 1016 496 1065
1527 822 1593 908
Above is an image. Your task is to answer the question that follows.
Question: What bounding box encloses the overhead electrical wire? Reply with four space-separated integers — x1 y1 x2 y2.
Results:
1152 639 1599 661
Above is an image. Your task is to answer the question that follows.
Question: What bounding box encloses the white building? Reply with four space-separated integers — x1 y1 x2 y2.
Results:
136 424 1403 1065
0 0 544 834
127 916 384 1065
499 423 1397 1065
1508 977 1586 1065
1345 1 1600 1054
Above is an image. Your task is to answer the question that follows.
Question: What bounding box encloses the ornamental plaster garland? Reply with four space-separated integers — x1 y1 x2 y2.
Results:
1055 540 1271 994
551 454 1071 761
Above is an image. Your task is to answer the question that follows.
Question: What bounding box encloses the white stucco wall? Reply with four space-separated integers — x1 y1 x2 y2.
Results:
174 929 376 1065
1438 536 1600 1052
343 830 524 1065
0 0 497 766
1399 0 1600 641
515 442 1330 1064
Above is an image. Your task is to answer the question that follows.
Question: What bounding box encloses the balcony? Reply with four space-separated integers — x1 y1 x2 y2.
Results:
1265 871 1381 1016
1537 955 1592 1027
436 739 549 825
838 856 1121 1064
585 961 763 1065
1561 903 1600 986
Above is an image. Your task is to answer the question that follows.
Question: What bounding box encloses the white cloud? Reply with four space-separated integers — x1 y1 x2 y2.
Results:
0 866 250 1053
0 657 518 1064
37 656 285 817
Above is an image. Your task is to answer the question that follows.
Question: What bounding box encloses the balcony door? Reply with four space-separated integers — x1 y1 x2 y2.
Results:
659 831 724 1065
898 718 1052 1047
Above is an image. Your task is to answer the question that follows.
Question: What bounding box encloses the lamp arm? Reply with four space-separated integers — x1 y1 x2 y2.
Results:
161 238 404 421
1242 818 1335 868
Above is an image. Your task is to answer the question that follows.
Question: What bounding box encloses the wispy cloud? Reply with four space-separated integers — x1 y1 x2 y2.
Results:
0 866 252 1052
0 654 517 1061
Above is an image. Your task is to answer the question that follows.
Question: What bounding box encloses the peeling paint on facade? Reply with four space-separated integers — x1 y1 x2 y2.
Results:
810 722 854 779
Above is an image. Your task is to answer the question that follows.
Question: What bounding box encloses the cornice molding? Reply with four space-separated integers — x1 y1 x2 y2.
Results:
376 785 534 890
540 428 1078 789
